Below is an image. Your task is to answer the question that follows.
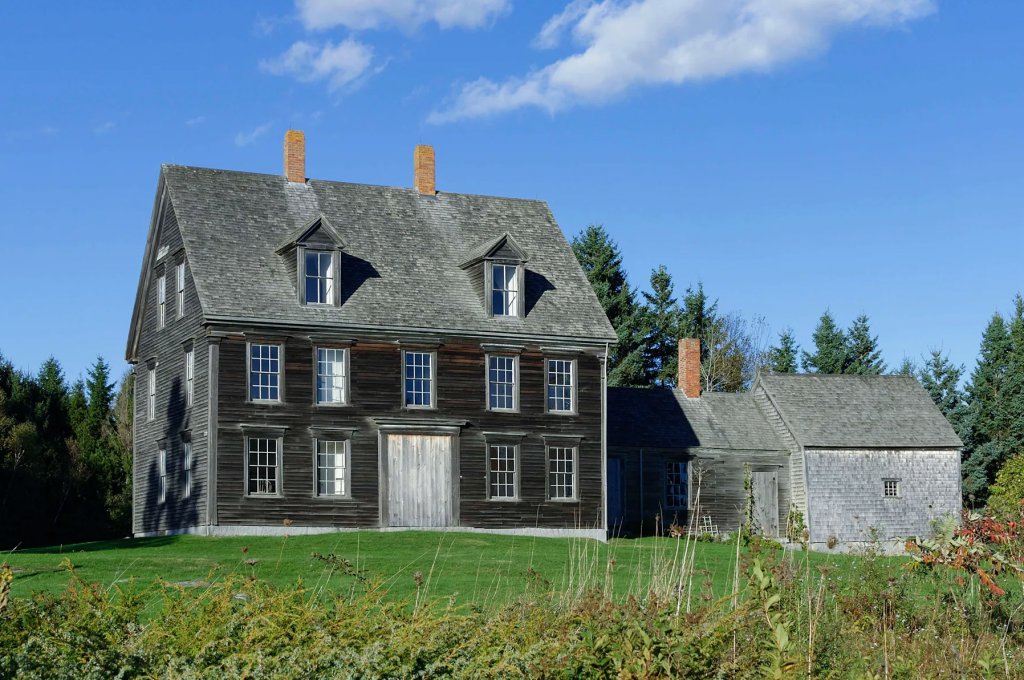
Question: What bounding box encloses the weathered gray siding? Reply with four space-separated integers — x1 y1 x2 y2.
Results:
752 385 806 519
804 448 961 544
133 198 209 535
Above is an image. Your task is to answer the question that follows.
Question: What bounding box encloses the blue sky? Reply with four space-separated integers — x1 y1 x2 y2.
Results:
1 1 1022 383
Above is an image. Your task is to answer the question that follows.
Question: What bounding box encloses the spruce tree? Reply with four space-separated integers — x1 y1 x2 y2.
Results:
918 349 969 442
893 357 917 376
846 314 886 374
642 266 680 387
802 311 849 374
766 329 799 374
678 281 718 346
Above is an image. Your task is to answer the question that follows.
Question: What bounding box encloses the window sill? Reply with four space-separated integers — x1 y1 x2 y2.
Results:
311 495 355 501
487 408 520 414
487 497 520 503
249 399 283 405
547 498 579 504
546 410 578 417
403 405 437 411
315 402 351 408
245 493 283 499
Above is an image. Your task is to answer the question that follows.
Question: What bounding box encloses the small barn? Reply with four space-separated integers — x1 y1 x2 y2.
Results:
608 340 963 551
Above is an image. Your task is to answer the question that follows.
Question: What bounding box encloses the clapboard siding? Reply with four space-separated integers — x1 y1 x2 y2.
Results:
752 385 805 518
214 334 603 530
133 199 208 534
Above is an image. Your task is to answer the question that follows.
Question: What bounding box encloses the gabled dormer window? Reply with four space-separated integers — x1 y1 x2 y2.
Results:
275 214 347 308
459 232 529 319
491 263 519 317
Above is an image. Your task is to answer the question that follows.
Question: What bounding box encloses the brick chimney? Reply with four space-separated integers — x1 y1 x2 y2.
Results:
678 338 701 398
284 130 305 183
414 144 435 195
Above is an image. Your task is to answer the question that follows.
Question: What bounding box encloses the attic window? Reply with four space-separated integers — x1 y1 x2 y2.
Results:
883 479 900 498
491 264 519 317
304 252 335 304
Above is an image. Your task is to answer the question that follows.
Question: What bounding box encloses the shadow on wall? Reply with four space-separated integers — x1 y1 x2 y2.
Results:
525 270 555 315
340 253 381 306
141 377 200 533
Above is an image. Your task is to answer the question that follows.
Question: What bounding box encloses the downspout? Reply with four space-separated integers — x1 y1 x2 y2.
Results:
601 343 609 537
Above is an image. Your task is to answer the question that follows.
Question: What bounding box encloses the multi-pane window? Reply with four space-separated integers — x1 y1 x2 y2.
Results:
249 344 280 401
157 275 166 329
547 359 574 412
491 264 518 316
247 437 278 495
316 439 347 496
404 352 433 407
884 480 900 498
147 368 156 421
665 462 688 508
176 263 185 318
489 445 517 499
316 348 346 404
304 251 334 304
548 447 576 500
157 447 167 504
488 356 516 410
185 349 195 408
183 440 192 499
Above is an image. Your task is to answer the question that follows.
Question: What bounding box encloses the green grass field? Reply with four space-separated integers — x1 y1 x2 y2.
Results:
1 531 901 608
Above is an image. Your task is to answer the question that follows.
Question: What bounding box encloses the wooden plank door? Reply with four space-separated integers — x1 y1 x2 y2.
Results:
751 471 779 537
387 435 453 527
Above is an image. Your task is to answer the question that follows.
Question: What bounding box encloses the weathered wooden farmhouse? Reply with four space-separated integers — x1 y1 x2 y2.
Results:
608 340 963 550
126 131 617 539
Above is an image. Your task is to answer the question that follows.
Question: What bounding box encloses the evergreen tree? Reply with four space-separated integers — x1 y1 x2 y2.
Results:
642 266 680 387
571 225 650 387
893 357 917 376
845 314 886 374
766 329 799 374
678 281 718 346
802 311 849 374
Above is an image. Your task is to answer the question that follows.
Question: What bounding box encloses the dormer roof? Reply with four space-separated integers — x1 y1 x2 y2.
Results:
274 214 347 254
459 232 529 269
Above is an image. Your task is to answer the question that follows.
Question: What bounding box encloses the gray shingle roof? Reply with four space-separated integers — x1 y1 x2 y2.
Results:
161 165 616 342
757 374 963 449
608 388 785 451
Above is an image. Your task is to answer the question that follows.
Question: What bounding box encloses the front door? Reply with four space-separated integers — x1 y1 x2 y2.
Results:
387 434 454 527
751 470 779 537
607 458 625 532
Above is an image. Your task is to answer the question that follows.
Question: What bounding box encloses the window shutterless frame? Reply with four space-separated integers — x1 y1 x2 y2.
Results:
545 358 577 414
545 443 579 501
297 247 340 307
485 354 519 412
147 367 156 421
402 349 436 409
247 342 284 403
156 275 166 329
664 461 688 509
486 442 519 501
245 435 282 496
184 347 195 409
883 479 901 498
182 437 192 499
313 438 351 498
157 447 167 504
176 262 185 319
314 346 349 406
485 261 525 318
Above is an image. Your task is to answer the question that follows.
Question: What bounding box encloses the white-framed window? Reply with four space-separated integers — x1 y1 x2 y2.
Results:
884 479 900 498
183 439 192 499
147 368 156 421
247 437 279 495
249 344 281 402
158 447 167 504
404 351 434 408
488 444 517 500
665 462 687 508
316 439 348 496
157 275 166 329
304 251 334 305
176 262 185 319
185 348 195 408
491 263 519 317
316 348 347 405
548 446 576 500
488 355 517 410
546 359 575 413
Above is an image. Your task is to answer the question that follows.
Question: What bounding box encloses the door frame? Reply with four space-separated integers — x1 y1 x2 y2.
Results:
751 467 780 538
376 422 462 528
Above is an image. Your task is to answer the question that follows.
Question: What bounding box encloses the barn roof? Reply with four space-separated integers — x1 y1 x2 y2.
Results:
607 388 785 451
755 373 963 449
136 164 615 347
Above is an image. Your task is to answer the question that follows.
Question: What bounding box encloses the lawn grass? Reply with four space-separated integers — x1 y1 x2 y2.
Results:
1 531 903 608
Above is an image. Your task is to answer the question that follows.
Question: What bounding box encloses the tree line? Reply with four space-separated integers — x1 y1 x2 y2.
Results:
572 224 1024 505
0 355 132 548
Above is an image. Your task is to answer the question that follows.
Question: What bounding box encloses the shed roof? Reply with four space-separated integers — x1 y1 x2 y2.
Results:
756 374 963 449
154 164 616 342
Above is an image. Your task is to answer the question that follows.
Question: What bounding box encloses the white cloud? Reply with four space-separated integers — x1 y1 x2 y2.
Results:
429 0 934 123
261 38 374 91
235 122 273 147
296 0 511 31
186 116 205 126
94 121 115 135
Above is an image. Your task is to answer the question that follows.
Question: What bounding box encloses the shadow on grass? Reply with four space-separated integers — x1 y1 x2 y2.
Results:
16 536 182 554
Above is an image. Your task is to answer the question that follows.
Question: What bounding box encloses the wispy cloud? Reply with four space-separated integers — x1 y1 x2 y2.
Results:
186 116 205 126
40 126 58 135
94 121 115 135
296 0 511 31
261 38 374 91
429 0 935 123
235 122 273 147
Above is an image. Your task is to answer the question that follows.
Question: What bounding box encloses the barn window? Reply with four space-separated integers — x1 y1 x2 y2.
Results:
176 262 186 318
157 275 166 329
247 437 279 495
157 447 167 504
185 348 194 408
316 348 347 405
491 263 519 317
883 479 900 498
304 251 335 305
404 351 434 408
488 355 517 410
182 439 192 499
316 439 348 496
488 445 517 500
547 359 575 413
665 462 687 508
249 344 281 402
548 446 576 500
